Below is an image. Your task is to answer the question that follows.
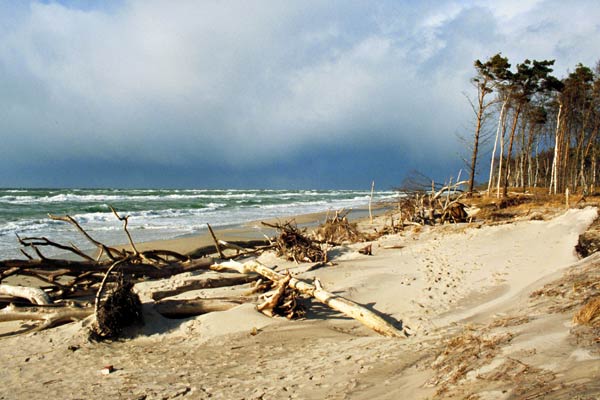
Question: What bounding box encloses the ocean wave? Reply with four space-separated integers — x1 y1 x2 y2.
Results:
0 192 260 204
0 219 59 237
0 189 398 207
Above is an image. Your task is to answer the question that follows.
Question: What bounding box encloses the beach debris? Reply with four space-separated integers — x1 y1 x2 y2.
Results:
0 208 320 336
185 238 273 259
262 221 326 263
207 223 226 259
2 208 216 304
255 271 305 319
0 284 51 305
1 206 398 337
0 303 92 334
394 176 470 226
92 282 143 340
358 244 373 256
100 365 115 375
257 272 291 317
90 260 143 340
211 259 406 337
313 209 365 245
0 208 219 336
150 273 260 301
153 297 248 318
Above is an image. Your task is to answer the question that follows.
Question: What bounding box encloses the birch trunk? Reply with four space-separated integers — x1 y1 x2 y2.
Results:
503 104 522 197
496 106 508 198
488 99 507 196
549 103 562 195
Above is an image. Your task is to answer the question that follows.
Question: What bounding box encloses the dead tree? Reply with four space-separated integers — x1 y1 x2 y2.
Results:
212 259 406 338
0 208 210 337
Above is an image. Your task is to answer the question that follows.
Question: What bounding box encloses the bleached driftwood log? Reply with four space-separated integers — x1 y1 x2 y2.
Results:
0 284 52 305
257 273 291 317
211 260 405 338
154 297 248 318
0 303 92 332
149 273 261 301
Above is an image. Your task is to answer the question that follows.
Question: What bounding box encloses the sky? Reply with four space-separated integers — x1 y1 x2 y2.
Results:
1 0 599 189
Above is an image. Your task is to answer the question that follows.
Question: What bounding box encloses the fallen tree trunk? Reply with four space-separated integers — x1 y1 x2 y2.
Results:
0 284 52 305
150 273 261 301
0 303 92 332
211 260 406 338
186 239 272 259
0 257 214 281
154 297 248 318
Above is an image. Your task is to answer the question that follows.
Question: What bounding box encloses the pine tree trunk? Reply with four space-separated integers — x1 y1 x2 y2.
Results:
468 86 488 195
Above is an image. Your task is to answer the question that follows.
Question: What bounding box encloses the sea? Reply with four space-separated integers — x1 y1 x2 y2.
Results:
0 188 399 260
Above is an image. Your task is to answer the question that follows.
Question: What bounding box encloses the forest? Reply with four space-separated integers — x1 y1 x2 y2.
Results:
467 53 600 197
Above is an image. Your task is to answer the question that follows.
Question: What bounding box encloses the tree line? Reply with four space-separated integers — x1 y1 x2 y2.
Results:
467 53 600 197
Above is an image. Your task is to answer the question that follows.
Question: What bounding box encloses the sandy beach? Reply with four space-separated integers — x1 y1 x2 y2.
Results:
1 203 599 399
4 2 600 399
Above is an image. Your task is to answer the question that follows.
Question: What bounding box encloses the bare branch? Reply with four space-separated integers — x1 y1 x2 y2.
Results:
48 214 120 260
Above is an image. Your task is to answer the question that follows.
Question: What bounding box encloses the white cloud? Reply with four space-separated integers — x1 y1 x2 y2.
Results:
0 0 599 182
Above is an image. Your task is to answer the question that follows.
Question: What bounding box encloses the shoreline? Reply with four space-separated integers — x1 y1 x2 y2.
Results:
117 203 391 256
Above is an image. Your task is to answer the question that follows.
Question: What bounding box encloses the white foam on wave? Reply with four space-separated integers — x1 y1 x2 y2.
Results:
0 189 398 205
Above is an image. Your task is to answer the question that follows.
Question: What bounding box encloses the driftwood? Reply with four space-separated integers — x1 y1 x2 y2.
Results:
48 213 123 261
0 303 92 333
393 178 470 226
1 207 403 338
150 273 261 301
313 209 364 245
358 244 373 256
0 207 287 337
212 259 406 338
207 223 225 259
2 209 207 337
0 258 215 302
154 297 248 318
257 272 297 318
262 221 326 263
185 239 272 259
0 284 52 305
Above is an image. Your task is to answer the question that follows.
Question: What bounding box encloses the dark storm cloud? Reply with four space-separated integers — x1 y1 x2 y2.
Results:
1 0 599 188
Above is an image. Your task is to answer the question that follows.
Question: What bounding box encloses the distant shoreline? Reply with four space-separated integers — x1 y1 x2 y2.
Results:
114 203 392 257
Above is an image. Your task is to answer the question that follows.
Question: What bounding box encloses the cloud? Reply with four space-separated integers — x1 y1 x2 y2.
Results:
1 0 599 187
